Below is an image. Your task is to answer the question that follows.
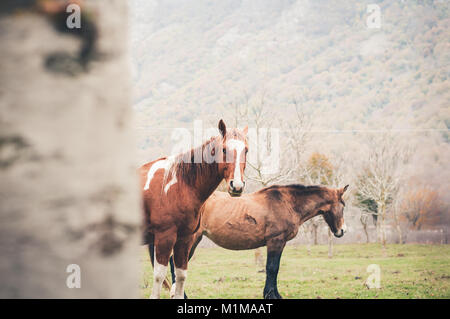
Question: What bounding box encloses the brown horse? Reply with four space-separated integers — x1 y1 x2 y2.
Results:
170 184 349 299
141 120 248 299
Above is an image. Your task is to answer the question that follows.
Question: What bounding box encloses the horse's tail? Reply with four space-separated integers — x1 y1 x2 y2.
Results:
148 244 171 290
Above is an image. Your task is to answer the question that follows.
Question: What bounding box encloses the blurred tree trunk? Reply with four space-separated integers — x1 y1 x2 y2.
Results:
254 247 265 271
362 218 370 243
375 201 386 247
392 207 403 244
359 213 370 243
327 229 333 258
356 134 410 249
313 223 319 245
376 217 381 243
0 1 140 298
379 202 387 248
364 227 370 243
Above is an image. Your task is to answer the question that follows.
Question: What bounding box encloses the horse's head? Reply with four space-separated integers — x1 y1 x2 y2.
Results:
320 185 349 238
217 119 248 197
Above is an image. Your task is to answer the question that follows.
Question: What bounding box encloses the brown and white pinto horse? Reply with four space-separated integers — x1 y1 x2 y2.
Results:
141 120 248 299
170 184 349 299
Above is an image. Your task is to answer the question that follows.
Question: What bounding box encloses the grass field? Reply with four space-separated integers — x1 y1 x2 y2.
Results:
141 244 450 299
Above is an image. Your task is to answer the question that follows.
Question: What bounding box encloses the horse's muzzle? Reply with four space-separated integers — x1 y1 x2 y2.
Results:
228 188 243 197
228 180 244 197
334 229 344 238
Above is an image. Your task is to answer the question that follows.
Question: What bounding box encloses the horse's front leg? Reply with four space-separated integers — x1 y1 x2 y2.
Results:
150 228 177 299
263 236 286 299
172 235 195 299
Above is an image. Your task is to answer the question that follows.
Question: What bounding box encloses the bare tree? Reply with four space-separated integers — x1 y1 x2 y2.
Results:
356 134 410 247
400 185 442 230
286 96 311 179
247 93 294 187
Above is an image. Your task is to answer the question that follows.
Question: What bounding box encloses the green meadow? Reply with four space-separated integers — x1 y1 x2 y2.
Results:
141 244 450 299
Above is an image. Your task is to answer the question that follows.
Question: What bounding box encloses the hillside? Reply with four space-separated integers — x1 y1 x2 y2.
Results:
129 0 450 196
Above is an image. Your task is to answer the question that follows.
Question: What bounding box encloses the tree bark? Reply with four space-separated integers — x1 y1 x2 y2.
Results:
0 1 140 298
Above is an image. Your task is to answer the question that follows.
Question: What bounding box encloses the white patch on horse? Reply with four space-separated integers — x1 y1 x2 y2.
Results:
170 283 176 299
164 172 177 194
143 156 178 193
150 256 167 299
227 139 245 188
173 268 187 299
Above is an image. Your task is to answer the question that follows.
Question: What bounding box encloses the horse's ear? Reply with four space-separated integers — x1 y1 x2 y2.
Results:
218 119 227 137
242 125 248 135
341 185 349 194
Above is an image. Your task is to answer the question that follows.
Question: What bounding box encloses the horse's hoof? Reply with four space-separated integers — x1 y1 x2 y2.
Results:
263 289 283 299
263 289 282 299
170 283 188 299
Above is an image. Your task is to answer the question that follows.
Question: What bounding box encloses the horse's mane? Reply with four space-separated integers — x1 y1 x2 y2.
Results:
161 137 218 187
165 128 246 187
259 184 327 201
260 184 324 193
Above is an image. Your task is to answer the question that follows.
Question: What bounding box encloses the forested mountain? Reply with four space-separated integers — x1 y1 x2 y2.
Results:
130 0 449 201
131 0 448 130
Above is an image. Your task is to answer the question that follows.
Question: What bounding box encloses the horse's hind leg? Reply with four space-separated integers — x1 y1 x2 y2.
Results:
150 243 171 291
263 236 286 299
169 232 203 298
148 235 171 292
150 229 177 299
172 235 195 299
